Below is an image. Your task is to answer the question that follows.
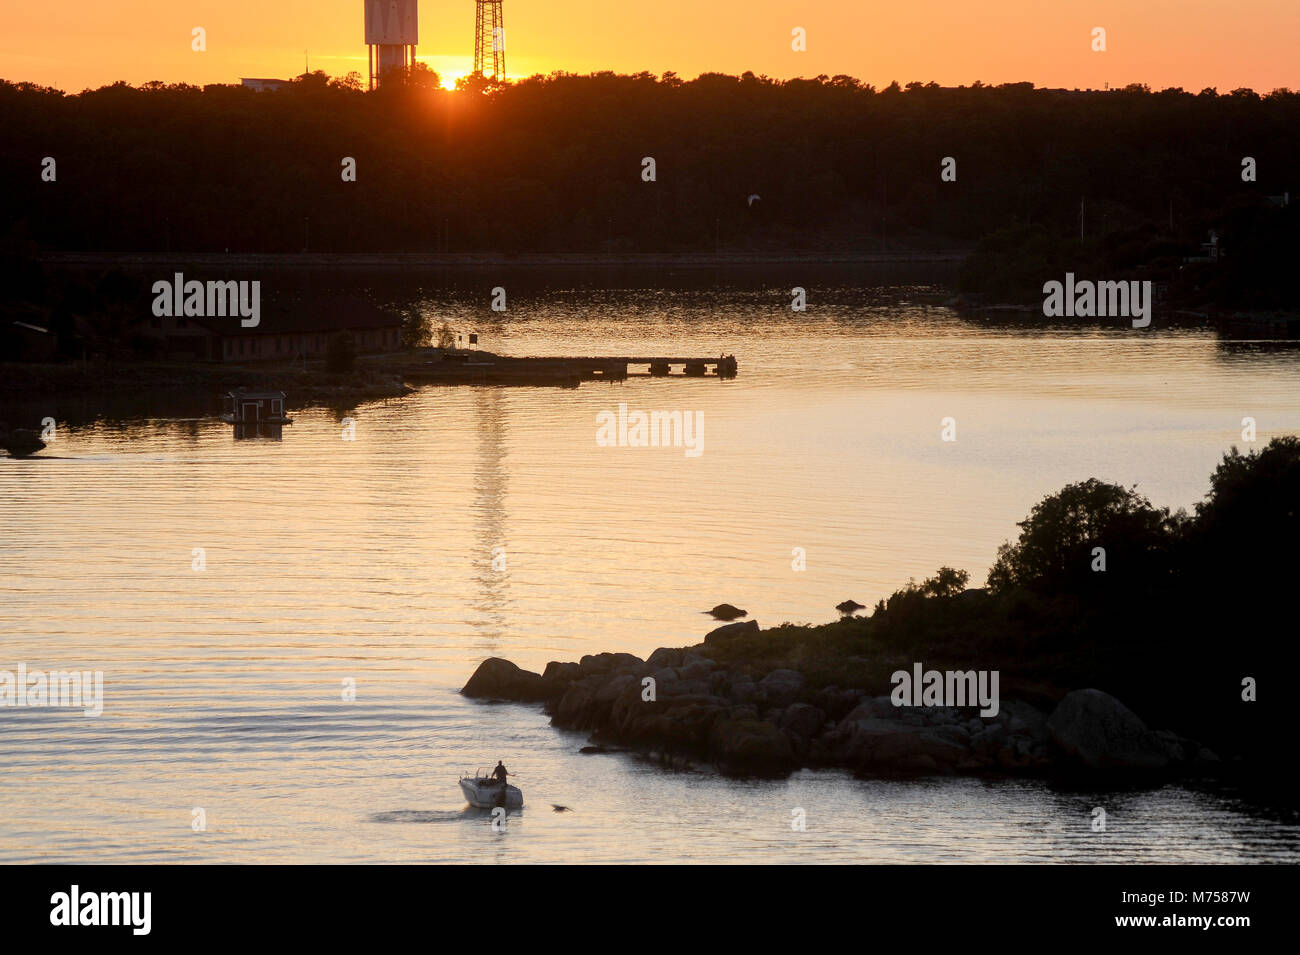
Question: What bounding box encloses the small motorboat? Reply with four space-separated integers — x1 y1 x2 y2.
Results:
459 770 523 809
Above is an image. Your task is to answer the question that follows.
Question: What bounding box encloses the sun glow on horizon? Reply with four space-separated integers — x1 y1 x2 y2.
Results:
418 57 472 90
0 1 1296 93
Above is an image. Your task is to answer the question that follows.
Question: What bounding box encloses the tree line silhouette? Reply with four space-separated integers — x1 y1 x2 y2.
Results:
1 70 1297 302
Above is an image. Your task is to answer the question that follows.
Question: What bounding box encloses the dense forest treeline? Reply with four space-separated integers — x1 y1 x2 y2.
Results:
1 70 1298 302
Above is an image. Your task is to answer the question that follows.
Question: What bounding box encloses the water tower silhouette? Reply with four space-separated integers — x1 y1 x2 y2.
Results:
365 0 419 89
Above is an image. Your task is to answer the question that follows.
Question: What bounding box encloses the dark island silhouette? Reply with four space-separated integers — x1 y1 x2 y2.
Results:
464 438 1293 781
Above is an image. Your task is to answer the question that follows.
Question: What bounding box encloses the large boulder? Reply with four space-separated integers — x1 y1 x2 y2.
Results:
817 686 866 721
1153 729 1206 764
778 703 827 739
554 681 596 726
604 681 728 750
559 673 637 730
1047 689 1170 770
461 657 548 702
646 647 686 668
540 661 582 700
1002 700 1051 742
665 678 712 697
553 674 617 728
677 657 717 681
727 678 758 702
649 667 679 687
579 652 643 675
708 719 796 777
758 669 805 706
595 673 637 706
704 620 759 645
970 723 1009 761
542 661 581 684
828 715 972 774
659 698 728 748
839 696 900 723
605 679 679 744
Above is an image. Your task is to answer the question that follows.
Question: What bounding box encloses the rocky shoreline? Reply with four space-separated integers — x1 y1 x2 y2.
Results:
462 627 1221 780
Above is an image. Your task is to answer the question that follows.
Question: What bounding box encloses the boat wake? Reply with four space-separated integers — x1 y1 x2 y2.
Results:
368 809 479 824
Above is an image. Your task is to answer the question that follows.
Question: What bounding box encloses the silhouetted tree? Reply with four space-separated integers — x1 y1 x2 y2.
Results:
401 307 430 349
987 479 1182 596
1191 437 1300 593
434 322 456 349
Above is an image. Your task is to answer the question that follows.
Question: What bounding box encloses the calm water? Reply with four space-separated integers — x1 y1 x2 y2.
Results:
2 278 1298 863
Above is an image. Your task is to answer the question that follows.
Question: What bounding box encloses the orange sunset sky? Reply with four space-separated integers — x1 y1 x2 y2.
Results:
1 1 1297 93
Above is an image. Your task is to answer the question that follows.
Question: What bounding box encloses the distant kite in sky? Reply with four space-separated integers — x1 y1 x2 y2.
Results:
747 194 761 207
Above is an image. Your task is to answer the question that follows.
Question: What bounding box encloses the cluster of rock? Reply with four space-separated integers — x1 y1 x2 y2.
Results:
461 647 1217 779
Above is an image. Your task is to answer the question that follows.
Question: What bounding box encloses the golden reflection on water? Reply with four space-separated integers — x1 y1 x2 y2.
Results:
2 294 1299 862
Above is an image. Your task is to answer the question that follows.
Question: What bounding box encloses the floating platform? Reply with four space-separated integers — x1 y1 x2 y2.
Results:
406 351 738 387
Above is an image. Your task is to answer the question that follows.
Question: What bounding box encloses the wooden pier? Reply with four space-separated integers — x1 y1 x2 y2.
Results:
406 351 738 387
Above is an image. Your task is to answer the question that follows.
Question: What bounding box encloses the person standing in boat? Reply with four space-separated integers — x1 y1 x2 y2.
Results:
492 761 510 787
